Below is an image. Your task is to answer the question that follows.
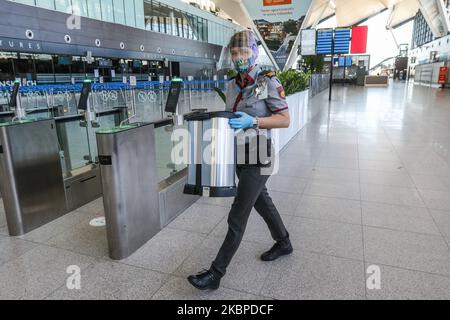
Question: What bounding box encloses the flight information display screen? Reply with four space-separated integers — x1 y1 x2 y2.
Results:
78 81 92 110
334 28 351 54
316 29 333 55
165 80 182 113
9 82 20 109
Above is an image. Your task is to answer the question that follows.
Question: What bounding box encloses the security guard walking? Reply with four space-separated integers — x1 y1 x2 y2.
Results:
188 30 293 290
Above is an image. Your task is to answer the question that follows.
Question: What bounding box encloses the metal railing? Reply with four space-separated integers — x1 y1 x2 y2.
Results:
0 79 227 118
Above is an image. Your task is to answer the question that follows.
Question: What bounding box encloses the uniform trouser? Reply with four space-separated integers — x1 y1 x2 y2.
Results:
210 165 289 278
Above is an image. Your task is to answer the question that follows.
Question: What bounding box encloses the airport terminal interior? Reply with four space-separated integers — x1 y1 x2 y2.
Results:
0 0 450 300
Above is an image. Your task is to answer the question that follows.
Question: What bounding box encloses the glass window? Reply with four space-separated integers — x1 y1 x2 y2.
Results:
169 15 174 35
196 18 202 41
134 0 145 29
113 0 126 24
35 0 56 10
15 0 37 6
141 0 215 42
141 60 149 75
54 0 72 13
53 55 71 74
183 17 191 39
0 52 15 81
118 59 129 75
147 60 162 79
173 9 183 37
87 0 102 20
34 54 53 74
71 56 85 74
177 17 183 37
208 21 215 44
85 59 97 76
144 0 154 31
71 0 88 16
162 5 171 34
101 0 114 22
187 14 198 40
169 11 176 36
126 60 141 75
151 16 158 32
125 0 136 27
203 18 208 42
15 53 35 79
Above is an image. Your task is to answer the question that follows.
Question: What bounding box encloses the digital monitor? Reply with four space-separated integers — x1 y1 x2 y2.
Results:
316 29 333 55
58 56 72 65
165 80 182 113
333 57 339 67
334 28 351 54
78 81 92 110
9 81 20 109
133 60 142 68
346 56 352 67
301 29 316 56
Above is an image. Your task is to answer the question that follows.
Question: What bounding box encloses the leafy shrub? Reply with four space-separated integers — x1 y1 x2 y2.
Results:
226 69 237 79
302 56 324 74
213 87 226 104
277 69 311 96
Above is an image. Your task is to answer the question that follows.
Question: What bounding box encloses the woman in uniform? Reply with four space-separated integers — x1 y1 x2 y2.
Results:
188 30 293 290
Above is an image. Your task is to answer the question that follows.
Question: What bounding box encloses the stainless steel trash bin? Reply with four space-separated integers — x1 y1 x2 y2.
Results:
184 111 238 198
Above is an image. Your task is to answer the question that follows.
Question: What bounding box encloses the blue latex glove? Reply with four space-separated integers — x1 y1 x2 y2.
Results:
229 112 255 129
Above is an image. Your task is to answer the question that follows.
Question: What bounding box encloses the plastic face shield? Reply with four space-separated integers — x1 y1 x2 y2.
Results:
217 31 260 72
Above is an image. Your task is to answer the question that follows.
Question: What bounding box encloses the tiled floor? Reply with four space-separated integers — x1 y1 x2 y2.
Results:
1 82 450 300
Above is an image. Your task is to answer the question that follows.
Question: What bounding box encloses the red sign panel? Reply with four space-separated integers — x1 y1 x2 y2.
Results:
350 26 368 54
438 67 448 84
263 0 292 6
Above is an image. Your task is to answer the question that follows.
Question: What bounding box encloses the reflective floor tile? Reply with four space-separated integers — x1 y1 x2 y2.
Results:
295 195 362 225
168 203 229 235
47 261 168 300
362 202 440 235
364 227 450 276
0 246 95 299
123 228 205 274
289 217 364 261
260 250 365 300
365 263 450 300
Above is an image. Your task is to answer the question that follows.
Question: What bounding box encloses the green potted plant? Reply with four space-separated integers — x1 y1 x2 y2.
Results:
272 69 311 153
276 69 311 95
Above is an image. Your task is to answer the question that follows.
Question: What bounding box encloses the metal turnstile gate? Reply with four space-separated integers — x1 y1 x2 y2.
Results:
96 123 160 260
0 119 67 235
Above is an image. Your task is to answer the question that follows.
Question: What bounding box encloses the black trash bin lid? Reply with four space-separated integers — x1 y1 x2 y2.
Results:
184 111 238 122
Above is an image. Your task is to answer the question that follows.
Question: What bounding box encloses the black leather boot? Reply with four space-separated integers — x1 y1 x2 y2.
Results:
261 236 293 262
187 270 221 290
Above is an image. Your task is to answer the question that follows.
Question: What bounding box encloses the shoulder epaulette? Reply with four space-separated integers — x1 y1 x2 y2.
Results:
261 70 276 79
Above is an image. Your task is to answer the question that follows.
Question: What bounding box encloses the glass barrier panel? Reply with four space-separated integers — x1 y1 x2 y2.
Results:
154 122 188 182
55 119 91 175
88 112 123 162
134 84 164 123
0 89 9 107
0 115 13 124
